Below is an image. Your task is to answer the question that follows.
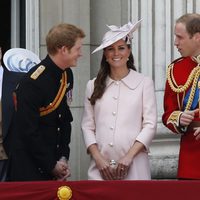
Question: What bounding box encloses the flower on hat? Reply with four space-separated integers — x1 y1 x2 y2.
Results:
107 22 135 43
92 20 142 54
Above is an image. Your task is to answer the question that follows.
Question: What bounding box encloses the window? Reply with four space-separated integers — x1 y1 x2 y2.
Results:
0 0 39 57
0 0 11 55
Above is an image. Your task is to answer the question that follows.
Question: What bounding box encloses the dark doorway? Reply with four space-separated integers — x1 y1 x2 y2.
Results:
20 0 26 48
0 0 26 57
0 0 11 56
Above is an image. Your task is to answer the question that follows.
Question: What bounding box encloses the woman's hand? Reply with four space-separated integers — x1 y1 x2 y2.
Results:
116 155 131 180
88 144 116 180
115 141 145 180
95 155 116 180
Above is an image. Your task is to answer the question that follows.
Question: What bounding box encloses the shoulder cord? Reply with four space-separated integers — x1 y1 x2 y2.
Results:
167 63 200 111
39 71 67 116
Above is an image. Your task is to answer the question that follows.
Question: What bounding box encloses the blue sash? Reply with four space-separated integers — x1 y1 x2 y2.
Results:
183 80 200 110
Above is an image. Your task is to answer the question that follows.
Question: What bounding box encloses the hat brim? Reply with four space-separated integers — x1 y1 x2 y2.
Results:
92 20 142 54
3 48 40 72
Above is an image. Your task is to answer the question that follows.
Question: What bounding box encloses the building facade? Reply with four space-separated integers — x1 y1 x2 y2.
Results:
1 0 200 180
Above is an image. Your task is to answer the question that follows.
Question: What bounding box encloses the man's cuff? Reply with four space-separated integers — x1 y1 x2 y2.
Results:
167 111 187 133
167 111 183 126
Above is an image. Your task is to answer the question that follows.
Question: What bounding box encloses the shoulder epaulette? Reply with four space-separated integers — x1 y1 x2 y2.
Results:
30 65 45 80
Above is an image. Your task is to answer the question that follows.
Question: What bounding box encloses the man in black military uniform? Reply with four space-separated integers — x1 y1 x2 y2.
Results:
0 47 40 181
8 23 85 181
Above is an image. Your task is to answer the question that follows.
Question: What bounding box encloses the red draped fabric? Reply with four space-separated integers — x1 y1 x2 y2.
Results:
0 180 199 200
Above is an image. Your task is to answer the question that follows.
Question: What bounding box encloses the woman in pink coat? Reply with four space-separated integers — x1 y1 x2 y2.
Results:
81 21 157 180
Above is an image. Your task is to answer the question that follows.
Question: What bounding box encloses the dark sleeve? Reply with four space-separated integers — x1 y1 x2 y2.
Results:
14 79 56 173
2 70 25 154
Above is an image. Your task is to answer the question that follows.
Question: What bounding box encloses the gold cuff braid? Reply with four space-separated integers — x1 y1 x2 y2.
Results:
167 111 183 127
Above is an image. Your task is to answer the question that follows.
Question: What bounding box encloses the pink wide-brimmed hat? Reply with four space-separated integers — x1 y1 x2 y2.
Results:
92 20 142 54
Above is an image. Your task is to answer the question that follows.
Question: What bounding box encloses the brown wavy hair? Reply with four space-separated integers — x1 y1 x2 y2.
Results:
89 44 136 105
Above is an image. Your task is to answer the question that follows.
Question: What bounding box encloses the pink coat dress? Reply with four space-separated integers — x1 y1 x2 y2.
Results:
81 69 157 180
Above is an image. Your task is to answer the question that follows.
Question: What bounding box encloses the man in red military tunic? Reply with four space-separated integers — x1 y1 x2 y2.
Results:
162 13 200 179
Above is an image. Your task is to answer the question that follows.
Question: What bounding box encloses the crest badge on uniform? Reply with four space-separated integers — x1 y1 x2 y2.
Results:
66 88 73 105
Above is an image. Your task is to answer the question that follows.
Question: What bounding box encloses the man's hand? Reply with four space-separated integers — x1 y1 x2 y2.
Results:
193 127 200 140
180 109 199 126
52 158 71 181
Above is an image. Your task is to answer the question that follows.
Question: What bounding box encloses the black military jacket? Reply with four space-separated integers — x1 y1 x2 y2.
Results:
2 68 25 155
9 55 73 181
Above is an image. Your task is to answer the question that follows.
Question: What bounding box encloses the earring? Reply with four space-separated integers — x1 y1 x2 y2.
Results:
127 58 129 61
